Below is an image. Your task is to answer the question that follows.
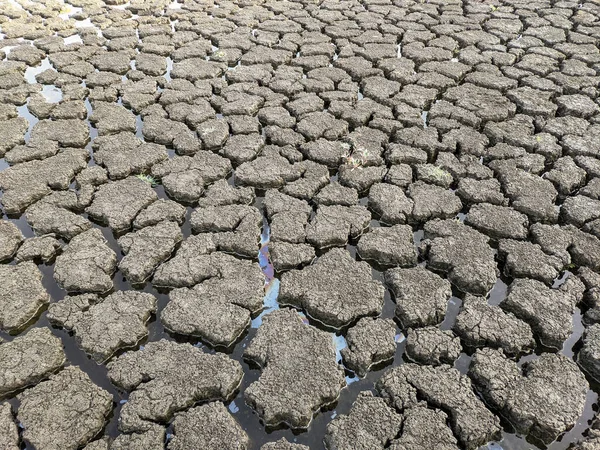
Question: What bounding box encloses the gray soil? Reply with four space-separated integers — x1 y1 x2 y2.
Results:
1 0 600 449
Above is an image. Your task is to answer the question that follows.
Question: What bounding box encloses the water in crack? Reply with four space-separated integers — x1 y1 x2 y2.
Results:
16 102 38 142
488 278 509 306
24 57 51 84
251 220 279 329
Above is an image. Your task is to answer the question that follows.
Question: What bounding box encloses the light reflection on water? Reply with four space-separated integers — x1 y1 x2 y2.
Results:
251 221 280 329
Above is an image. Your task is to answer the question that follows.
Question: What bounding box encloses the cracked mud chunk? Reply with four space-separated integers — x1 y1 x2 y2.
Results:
270 209 309 244
279 248 385 329
502 276 584 349
568 227 600 273
405 327 462 366
5 139 59 165
385 266 452 328
453 295 534 355
297 111 348 141
556 94 599 118
221 133 264 165
244 309 345 429
0 220 22 261
110 425 166 450
15 234 61 263
151 151 232 187
269 242 315 272
162 169 204 203
300 139 348 168
368 183 413 225
579 323 600 381
17 366 113 450
0 262 49 332
496 166 558 222
305 205 370 249
30 119 89 148
0 148 88 214
562 195 600 228
315 182 358 206
415 164 453 188
465 203 529 240
498 239 563 284
161 265 264 347
196 118 229 150
168 402 249 450
407 181 462 222
282 160 329 200
530 223 573 266
153 233 253 287
0 328 65 396
89 103 136 136
133 200 186 229
75 167 108 208
86 177 158 232
341 317 396 377
260 438 309 450
422 219 498 295
324 391 402 450
577 267 600 325
118 221 183 284
92 132 168 180
142 115 199 153
389 406 459 450
47 291 157 363
376 364 501 449
54 229 117 294
545 156 587 196
0 117 27 156
444 83 516 122
386 164 413 188
0 403 19 450
456 178 505 205
25 192 92 240
171 58 225 82
357 225 417 268
338 164 387 194
441 127 489 159
263 189 312 220
469 348 588 444
235 152 303 189
190 205 261 257
107 340 243 432
197 179 255 207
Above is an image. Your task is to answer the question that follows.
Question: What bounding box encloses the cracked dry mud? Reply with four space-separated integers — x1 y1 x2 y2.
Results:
2 0 600 448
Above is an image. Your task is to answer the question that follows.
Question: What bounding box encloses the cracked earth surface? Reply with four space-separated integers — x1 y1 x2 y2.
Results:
1 0 600 448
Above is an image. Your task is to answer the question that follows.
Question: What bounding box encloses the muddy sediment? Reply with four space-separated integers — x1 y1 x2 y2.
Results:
1 0 600 448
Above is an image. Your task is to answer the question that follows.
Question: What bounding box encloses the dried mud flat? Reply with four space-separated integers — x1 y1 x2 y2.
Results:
1 0 600 448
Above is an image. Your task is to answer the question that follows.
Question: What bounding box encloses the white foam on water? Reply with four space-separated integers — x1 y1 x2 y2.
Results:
7 0 24 10
58 5 82 20
24 57 51 83
112 2 130 9
1 45 17 56
74 18 92 28
41 85 63 103
64 34 83 45
333 334 359 385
